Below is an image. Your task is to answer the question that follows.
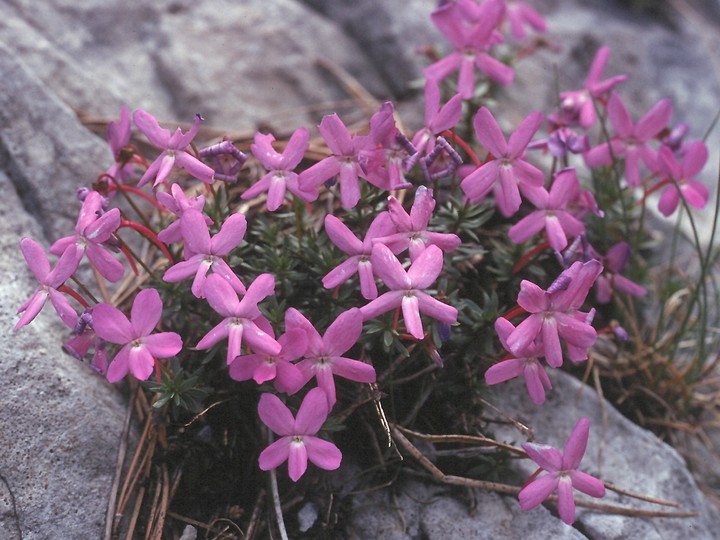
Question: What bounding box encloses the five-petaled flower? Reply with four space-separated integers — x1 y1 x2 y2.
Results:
50 191 124 282
134 110 215 188
258 387 342 482
196 273 281 365
654 141 709 217
163 208 247 298
360 243 458 340
244 127 317 211
93 288 183 383
519 417 605 524
15 238 79 330
424 0 513 99
584 93 672 187
504 260 602 368
461 107 545 217
508 168 586 252
286 308 376 407
486 317 552 405
322 211 397 300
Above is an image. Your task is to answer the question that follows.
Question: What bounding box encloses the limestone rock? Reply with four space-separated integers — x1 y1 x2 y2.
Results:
0 169 126 539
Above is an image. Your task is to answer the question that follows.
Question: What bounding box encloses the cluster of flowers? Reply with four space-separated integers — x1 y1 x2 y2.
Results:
14 0 709 527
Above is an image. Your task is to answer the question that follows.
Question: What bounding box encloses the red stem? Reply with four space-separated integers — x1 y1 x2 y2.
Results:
513 240 550 274
58 284 90 309
119 219 174 263
442 130 482 167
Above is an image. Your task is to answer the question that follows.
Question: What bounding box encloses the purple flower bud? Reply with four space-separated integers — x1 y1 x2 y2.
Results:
547 273 572 294
662 123 689 151
76 187 90 201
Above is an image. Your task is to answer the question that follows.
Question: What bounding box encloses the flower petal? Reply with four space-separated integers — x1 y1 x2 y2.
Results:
518 473 558 511
258 393 295 436
304 436 342 471
294 387 329 435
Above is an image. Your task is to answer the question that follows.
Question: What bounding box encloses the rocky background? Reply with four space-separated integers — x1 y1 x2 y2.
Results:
1 0 719 538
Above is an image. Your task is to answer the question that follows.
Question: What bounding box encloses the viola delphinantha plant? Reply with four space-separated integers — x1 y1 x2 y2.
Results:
15 0 710 530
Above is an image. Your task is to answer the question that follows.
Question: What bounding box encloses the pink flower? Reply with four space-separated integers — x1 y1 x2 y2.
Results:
156 183 212 246
322 211 397 300
593 242 647 304
461 107 544 217
654 141 709 217
50 191 124 282
162 209 246 298
584 94 672 187
229 328 306 395
196 273 281 365
505 260 602 368
133 110 214 188
508 168 585 252
244 127 317 211
360 243 458 340
298 114 368 209
258 387 342 482
424 0 513 99
504 1 547 41
105 105 135 185
373 186 461 261
411 79 463 157
286 308 376 407
93 288 183 382
519 417 605 524
15 238 79 330
358 101 414 191
559 47 626 129
486 318 552 405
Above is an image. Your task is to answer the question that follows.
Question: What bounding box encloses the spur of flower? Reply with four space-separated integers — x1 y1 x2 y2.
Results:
92 288 183 383
519 417 605 524
258 387 342 482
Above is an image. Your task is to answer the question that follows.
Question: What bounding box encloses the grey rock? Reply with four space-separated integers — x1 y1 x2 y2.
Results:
485 370 720 539
0 44 111 239
0 0 392 132
0 169 126 539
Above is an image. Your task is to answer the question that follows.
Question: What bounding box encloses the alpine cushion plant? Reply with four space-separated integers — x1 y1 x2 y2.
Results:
12 0 713 534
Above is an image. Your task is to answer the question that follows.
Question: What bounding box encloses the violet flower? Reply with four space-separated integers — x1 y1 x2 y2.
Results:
286 308 376 407
15 238 79 330
461 107 545 217
584 93 672 187
559 46 626 129
486 317 552 405
298 113 368 209
359 102 414 191
504 1 547 41
244 127 317 211
93 288 183 383
322 211 397 300
654 141 709 217
50 191 124 282
229 328 306 395
593 242 647 304
156 183 212 246
162 209 246 298
105 105 134 185
360 243 458 340
196 273 281 365
411 79 463 158
133 110 214 188
505 260 602 367
519 417 605 525
63 309 108 375
373 186 461 261
424 0 513 99
258 387 342 482
508 168 586 252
